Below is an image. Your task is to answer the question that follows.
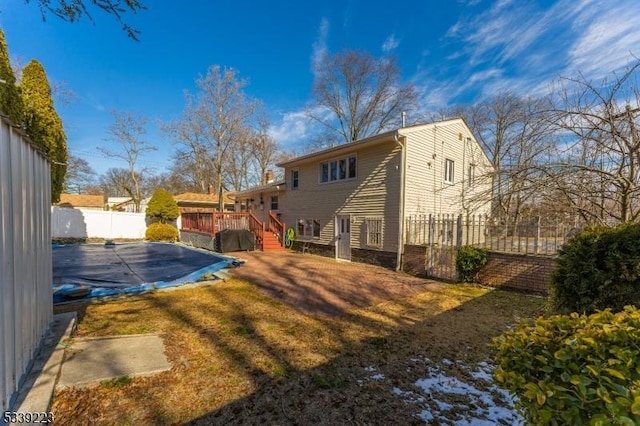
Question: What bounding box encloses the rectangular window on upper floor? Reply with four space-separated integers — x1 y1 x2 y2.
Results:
320 155 357 183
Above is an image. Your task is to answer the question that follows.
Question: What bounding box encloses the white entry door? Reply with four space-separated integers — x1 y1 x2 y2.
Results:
336 215 351 261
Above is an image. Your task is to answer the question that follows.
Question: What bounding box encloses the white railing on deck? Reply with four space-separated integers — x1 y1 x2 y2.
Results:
0 115 53 412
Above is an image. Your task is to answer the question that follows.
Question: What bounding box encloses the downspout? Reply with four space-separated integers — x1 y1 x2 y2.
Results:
395 133 407 271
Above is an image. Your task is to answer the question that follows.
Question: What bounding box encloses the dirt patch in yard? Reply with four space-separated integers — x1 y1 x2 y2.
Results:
51 266 545 425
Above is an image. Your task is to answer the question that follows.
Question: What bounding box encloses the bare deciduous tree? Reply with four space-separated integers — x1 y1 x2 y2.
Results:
548 61 640 225
166 65 258 210
64 155 97 194
310 49 418 145
252 115 279 185
25 0 146 40
99 110 156 212
455 93 555 221
99 167 139 200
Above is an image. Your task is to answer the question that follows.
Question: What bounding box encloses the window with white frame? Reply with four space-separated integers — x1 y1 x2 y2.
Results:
320 155 357 183
270 195 278 211
444 158 455 183
291 170 299 189
467 164 475 187
364 217 383 247
297 218 321 238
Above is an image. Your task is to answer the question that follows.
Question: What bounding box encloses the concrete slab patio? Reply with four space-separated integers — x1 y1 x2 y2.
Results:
57 334 172 388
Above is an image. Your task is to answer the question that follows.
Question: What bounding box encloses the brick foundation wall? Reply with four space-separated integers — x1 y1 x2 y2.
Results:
402 245 556 295
477 252 555 295
291 242 397 269
291 240 334 258
403 245 428 276
351 248 397 269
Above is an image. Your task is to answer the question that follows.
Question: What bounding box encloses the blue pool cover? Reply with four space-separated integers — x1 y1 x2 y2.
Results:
53 242 236 304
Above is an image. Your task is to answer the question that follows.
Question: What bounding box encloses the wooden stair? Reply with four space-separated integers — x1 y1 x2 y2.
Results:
261 232 285 251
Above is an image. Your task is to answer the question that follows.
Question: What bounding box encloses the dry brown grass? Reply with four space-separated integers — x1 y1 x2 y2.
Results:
51 279 544 425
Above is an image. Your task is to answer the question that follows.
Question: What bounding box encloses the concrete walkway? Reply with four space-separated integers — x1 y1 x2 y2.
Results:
11 312 76 414
230 250 442 316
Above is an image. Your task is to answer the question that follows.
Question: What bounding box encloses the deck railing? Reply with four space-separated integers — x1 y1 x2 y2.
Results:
180 211 266 247
267 211 285 245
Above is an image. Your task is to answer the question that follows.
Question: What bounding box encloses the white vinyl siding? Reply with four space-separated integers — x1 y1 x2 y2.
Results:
280 142 401 252
402 120 493 217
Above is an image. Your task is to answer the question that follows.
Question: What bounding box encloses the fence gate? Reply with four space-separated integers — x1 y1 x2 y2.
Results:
405 214 463 281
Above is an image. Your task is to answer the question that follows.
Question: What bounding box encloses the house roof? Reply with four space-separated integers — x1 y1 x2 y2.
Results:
57 193 105 208
173 192 235 205
277 118 478 168
229 181 286 198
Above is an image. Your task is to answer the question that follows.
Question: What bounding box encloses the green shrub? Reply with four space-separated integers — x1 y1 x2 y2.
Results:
145 222 178 242
456 245 489 283
550 223 640 314
492 306 640 425
146 188 179 223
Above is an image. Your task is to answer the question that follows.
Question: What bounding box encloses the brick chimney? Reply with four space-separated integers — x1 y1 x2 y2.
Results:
265 170 274 184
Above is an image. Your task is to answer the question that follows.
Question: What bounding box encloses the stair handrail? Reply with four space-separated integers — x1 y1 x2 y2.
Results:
267 211 285 246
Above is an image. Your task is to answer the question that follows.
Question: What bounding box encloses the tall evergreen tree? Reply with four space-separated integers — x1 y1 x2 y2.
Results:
0 29 24 124
21 59 68 202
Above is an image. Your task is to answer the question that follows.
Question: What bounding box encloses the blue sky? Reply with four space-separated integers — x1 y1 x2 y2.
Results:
2 0 640 176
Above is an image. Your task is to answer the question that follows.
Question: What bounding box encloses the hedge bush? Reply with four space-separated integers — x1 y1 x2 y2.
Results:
145 222 178 242
146 188 179 223
456 245 489 283
492 306 640 425
550 223 640 314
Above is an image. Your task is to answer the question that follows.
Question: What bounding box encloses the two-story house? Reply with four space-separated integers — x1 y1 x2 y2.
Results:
232 118 493 269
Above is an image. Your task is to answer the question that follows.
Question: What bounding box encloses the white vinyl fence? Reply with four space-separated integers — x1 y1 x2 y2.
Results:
0 116 53 413
52 208 147 239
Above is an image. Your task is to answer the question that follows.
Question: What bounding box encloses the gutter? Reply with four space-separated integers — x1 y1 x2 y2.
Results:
394 133 407 271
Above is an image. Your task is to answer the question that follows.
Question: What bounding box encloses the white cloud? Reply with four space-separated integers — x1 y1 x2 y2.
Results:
311 18 330 75
426 0 640 106
566 1 640 79
382 34 400 52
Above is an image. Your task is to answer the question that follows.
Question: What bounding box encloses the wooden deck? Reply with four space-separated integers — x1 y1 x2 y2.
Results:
180 211 285 251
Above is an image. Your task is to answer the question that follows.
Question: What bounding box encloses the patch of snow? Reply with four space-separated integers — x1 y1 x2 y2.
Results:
418 410 435 422
435 400 453 411
370 373 385 381
364 366 376 372
394 359 523 425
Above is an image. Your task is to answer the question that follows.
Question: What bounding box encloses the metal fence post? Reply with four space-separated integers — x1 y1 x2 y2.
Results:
534 216 541 254
456 214 463 249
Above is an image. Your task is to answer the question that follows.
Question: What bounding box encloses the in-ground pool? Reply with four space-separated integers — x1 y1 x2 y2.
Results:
53 242 235 303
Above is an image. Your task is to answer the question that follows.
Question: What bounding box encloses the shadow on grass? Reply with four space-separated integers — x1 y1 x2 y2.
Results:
180 284 542 425
52 252 545 425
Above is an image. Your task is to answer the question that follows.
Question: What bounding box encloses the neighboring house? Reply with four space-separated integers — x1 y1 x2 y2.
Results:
173 191 235 213
106 196 149 213
231 171 285 224
233 118 493 268
56 193 105 210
